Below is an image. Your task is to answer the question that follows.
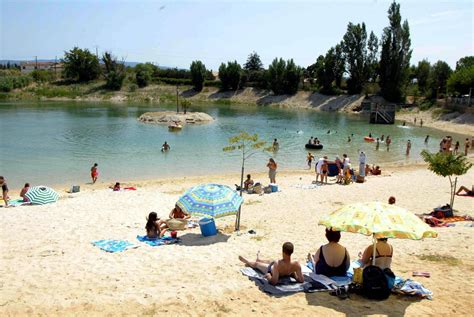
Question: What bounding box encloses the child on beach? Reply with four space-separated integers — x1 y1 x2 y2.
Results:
320 160 329 183
20 183 30 201
146 212 166 239
110 182 121 191
90 163 98 184
306 152 314 169
239 242 304 285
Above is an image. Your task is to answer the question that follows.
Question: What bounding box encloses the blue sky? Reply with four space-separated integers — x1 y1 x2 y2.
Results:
1 0 472 69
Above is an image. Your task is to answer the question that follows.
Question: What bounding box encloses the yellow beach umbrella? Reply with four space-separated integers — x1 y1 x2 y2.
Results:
319 202 437 265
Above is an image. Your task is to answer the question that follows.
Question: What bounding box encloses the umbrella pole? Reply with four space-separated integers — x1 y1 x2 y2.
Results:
372 234 377 266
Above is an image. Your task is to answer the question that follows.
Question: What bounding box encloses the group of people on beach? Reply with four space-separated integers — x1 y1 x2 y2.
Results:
239 198 396 285
146 205 190 238
439 136 471 156
0 176 31 207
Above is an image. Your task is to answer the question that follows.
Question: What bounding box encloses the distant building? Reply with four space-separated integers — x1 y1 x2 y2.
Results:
20 61 63 74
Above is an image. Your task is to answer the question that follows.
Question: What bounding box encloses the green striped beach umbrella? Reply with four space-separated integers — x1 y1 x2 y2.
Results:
24 186 59 205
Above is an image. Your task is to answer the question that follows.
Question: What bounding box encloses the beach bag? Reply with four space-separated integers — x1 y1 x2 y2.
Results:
432 205 453 218
253 183 262 195
356 175 365 183
353 267 364 284
384 268 395 290
166 218 187 231
362 265 391 300
263 186 272 194
71 185 80 193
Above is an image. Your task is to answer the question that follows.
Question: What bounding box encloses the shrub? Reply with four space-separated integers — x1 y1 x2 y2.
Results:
63 47 101 82
31 70 56 83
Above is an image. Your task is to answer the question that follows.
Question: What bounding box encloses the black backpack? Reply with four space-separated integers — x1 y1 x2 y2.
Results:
362 265 391 300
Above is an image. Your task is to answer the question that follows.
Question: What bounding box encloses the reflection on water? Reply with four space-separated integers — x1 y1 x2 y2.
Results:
0 101 468 188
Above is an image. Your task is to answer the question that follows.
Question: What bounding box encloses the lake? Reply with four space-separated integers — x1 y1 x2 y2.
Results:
0 101 467 189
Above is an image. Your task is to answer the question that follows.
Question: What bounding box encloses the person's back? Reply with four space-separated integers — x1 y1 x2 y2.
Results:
361 239 393 270
313 229 350 277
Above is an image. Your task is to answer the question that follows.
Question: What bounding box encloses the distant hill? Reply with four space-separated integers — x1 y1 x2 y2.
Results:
0 59 175 69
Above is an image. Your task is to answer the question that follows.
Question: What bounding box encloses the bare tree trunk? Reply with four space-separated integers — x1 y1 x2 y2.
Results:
451 177 457 210
235 145 245 231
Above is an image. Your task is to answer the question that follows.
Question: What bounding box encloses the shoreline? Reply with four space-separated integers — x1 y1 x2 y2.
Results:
5 158 462 194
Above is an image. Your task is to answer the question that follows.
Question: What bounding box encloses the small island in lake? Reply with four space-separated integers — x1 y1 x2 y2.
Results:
138 111 214 125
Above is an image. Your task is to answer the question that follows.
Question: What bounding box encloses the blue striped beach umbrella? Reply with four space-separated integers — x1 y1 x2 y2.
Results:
24 186 59 205
176 183 243 218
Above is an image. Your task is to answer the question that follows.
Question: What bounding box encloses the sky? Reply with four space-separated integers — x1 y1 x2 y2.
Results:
1 0 473 70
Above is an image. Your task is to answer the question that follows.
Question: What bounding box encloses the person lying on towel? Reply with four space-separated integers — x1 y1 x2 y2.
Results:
456 185 474 196
239 242 304 285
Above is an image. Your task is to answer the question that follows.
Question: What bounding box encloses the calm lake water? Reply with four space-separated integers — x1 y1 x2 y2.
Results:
0 101 468 189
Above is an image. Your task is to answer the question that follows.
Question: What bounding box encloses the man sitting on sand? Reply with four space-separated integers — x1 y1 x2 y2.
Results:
239 242 305 285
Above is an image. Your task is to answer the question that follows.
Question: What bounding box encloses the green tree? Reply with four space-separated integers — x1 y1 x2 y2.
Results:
268 58 287 95
102 52 126 90
180 98 191 114
366 31 379 83
62 47 100 82
219 61 242 91
268 58 301 95
428 60 452 99
135 63 156 88
379 1 412 102
448 65 474 95
455 56 474 70
190 60 206 92
285 59 301 95
415 59 431 94
448 56 474 95
421 150 472 210
223 132 270 230
333 42 345 88
244 51 263 71
314 49 337 94
342 22 368 94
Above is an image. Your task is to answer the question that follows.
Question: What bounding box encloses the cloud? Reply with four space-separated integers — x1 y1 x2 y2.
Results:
411 9 464 26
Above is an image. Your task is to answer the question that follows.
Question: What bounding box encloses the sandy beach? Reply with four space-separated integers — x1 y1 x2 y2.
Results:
1 161 473 316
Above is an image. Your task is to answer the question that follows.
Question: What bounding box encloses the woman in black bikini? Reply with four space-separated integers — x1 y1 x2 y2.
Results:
309 229 350 277
360 238 393 269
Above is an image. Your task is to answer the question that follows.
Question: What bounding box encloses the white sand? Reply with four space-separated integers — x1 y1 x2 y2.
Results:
1 164 473 316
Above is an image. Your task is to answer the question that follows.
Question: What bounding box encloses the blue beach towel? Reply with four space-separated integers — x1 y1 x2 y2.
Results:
136 235 179 247
92 240 137 253
306 260 353 286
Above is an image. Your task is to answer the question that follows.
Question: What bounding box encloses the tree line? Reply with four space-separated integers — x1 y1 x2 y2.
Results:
1 1 472 101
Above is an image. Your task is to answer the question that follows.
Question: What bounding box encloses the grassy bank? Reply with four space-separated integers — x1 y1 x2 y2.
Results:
0 80 368 113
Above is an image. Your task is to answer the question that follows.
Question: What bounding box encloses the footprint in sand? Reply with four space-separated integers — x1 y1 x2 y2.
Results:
38 249 64 257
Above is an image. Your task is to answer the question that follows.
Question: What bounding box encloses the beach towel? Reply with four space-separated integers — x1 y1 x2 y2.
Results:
306 260 353 286
8 198 31 207
240 266 329 296
92 240 138 253
136 235 179 247
393 278 433 299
